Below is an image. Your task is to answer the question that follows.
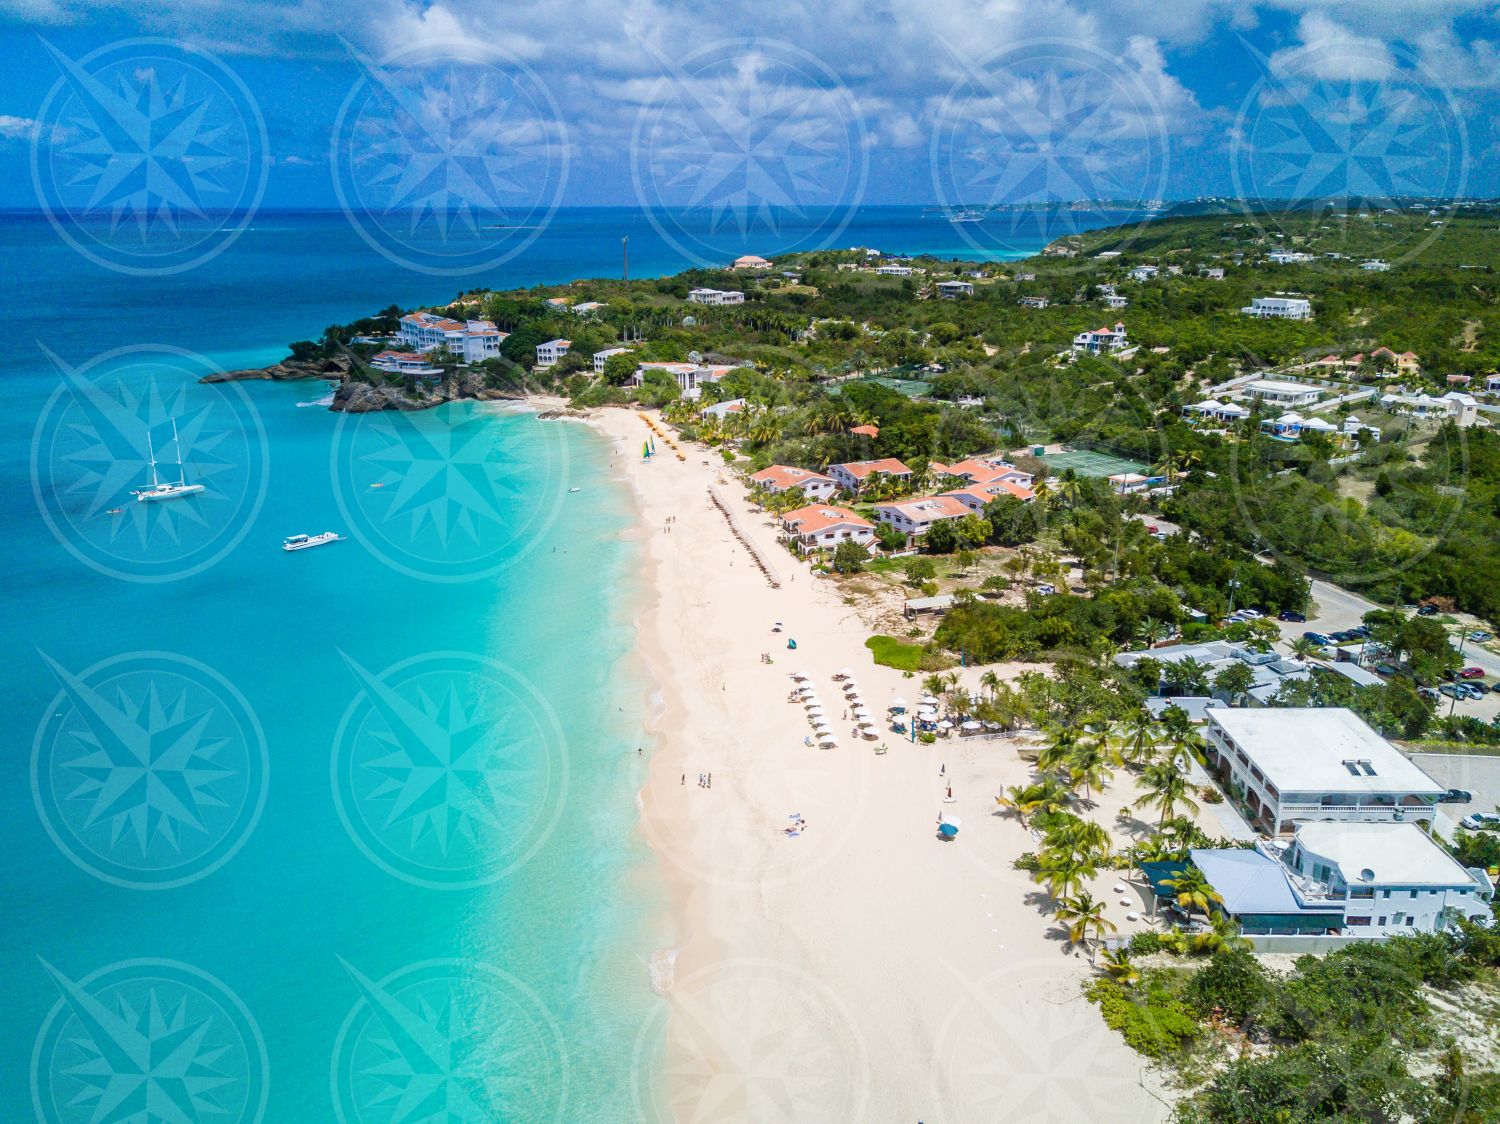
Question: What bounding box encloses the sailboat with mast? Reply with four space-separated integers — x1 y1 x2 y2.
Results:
133 418 205 502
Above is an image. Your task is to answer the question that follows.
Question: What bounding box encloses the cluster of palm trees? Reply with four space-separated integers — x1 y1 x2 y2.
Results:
992 706 1219 957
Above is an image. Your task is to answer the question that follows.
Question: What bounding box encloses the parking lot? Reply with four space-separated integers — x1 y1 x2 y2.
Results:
1410 753 1500 842
1268 579 1500 723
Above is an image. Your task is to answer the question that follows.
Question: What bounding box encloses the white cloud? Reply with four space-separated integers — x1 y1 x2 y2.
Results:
1269 13 1398 81
0 114 42 139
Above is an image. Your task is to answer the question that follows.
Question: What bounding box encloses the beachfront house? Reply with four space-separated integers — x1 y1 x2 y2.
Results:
627 361 737 400
1071 322 1128 354
593 347 632 373
687 288 745 305
1267 251 1315 264
571 301 607 316
1183 399 1251 424
535 339 571 369
1242 379 1322 408
780 504 876 553
398 313 508 362
1180 823 1492 938
1242 295 1313 319
872 495 971 538
827 458 913 494
1102 292 1128 309
1362 259 1392 272
700 398 746 421
929 458 1035 490
750 465 839 501
1202 708 1445 835
1128 265 1158 281
1343 416 1382 441
936 280 974 299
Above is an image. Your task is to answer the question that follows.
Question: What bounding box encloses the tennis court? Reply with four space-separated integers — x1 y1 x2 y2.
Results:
1036 447 1149 478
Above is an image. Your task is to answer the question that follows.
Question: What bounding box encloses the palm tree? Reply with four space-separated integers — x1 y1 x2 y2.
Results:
1054 468 1083 509
994 778 1071 823
1036 726 1078 774
1066 740 1115 803
1289 635 1325 662
1055 892 1117 951
1161 863 1222 921
979 670 1002 699
1138 761 1199 826
1048 816 1112 864
1132 617 1172 649
1098 947 1140 986
1033 850 1095 900
1114 710 1162 770
1191 914 1251 955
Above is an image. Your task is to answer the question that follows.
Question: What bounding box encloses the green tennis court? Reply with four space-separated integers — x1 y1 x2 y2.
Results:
1037 448 1150 478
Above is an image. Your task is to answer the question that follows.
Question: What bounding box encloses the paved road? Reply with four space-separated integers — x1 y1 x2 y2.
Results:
1410 752 1500 816
1268 579 1500 721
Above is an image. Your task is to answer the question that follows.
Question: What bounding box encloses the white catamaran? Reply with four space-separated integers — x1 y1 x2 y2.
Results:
282 532 343 552
134 418 205 502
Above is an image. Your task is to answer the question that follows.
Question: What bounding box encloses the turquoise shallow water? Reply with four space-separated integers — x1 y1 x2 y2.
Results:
0 206 1103 1119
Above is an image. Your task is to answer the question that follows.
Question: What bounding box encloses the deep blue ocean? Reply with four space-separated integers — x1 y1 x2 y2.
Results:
0 205 1126 1120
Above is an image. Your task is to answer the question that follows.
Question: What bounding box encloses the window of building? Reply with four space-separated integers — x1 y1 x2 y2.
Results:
1347 916 1371 927
1378 916 1388 926
1382 890 1391 899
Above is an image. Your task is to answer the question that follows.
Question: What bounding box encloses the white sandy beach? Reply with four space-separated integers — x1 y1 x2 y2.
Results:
574 404 1176 1123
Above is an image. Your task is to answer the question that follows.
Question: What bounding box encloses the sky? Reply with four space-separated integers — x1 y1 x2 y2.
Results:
1 0 1496 216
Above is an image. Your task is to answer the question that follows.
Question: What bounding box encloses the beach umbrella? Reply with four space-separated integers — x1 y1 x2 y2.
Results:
803 695 822 706
789 671 810 681
889 697 909 711
961 720 982 731
813 721 832 733
936 720 954 730
917 707 938 719
819 735 838 748
836 667 854 679
920 693 938 704
806 705 825 717
853 707 872 718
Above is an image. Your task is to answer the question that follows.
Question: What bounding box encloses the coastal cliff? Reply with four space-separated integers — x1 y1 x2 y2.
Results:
202 356 521 413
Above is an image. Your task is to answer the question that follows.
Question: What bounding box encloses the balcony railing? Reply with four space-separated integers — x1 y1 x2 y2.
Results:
1278 802 1432 822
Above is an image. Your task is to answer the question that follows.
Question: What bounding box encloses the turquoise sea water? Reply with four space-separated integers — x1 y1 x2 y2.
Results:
0 205 1118 1119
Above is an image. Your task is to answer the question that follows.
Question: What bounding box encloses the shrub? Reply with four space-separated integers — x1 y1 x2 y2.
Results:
1086 978 1199 1059
865 635 923 672
1128 931 1164 955
1185 948 1272 1026
1199 787 1223 804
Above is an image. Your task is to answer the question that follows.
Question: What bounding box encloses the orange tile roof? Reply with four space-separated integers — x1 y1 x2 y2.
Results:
877 495 972 520
751 465 835 490
942 479 1036 504
782 505 874 534
833 457 911 479
850 424 879 438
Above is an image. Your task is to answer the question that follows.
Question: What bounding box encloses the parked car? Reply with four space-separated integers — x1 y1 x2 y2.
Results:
1461 812 1500 830
1145 523 1159 533
1303 631 1331 646
1460 683 1487 700
1491 682 1500 693
1419 687 1440 701
1351 625 1372 638
1373 663 1399 677
1459 667 1486 680
1440 788 1474 804
1469 631 1492 642
1151 531 1168 541
1035 583 1056 595
1239 609 1263 619
1417 604 1439 616
1278 610 1307 622
1440 683 1463 699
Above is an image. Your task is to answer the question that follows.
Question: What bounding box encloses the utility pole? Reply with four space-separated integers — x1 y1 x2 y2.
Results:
622 236 629 284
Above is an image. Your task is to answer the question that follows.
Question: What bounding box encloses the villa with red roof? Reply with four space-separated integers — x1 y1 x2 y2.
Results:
750 465 839 501
872 495 971 538
827 458 913 493
780 504 876 553
929 457 1034 490
1071 322 1128 355
941 479 1036 512
370 351 444 377
850 424 880 439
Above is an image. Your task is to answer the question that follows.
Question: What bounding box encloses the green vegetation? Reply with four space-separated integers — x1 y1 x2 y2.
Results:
864 635 925 672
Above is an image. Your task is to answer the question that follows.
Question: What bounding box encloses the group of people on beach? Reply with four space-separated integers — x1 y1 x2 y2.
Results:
682 772 712 789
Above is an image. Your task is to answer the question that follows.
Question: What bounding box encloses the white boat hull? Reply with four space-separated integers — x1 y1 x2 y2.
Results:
135 484 205 502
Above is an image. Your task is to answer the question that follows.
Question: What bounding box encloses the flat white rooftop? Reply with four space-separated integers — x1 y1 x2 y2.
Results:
1208 708 1444 796
1296 822 1476 886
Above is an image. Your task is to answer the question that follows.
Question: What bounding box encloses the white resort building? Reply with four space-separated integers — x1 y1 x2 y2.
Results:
370 351 444 378
780 505 876 553
1202 708 1445 835
1242 295 1313 319
872 495 971 538
628 361 737 400
827 458 914 493
687 288 745 305
592 347 632 373
1242 379 1322 408
535 339 571 369
398 313 508 362
749 465 839 501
